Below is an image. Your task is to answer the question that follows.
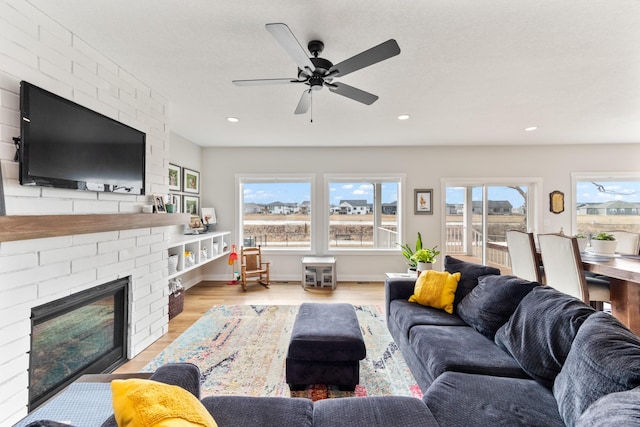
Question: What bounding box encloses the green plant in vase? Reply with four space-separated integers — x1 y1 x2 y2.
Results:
591 232 617 255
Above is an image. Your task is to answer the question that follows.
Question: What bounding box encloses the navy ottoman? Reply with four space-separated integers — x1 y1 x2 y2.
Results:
286 303 366 391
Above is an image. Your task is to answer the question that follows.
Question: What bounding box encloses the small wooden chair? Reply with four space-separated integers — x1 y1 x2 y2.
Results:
240 246 270 291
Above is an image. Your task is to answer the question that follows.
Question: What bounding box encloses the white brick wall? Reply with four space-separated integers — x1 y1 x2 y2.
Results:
0 1 173 424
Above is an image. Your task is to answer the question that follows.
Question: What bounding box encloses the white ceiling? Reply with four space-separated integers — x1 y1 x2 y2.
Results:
27 0 640 148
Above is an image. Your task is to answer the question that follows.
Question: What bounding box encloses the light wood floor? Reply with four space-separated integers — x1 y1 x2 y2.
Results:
115 280 386 373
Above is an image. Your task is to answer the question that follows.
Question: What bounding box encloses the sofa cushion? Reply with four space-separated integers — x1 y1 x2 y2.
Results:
553 312 640 426
424 372 565 427
494 286 594 389
111 378 217 427
313 396 439 427
202 396 313 427
457 275 539 339
389 300 467 337
408 270 461 314
443 256 501 309
409 325 527 384
576 386 640 427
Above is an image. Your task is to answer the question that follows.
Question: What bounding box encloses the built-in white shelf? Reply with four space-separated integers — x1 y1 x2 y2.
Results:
167 230 230 280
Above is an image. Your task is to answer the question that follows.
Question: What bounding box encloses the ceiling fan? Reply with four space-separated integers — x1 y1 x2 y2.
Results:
232 23 401 115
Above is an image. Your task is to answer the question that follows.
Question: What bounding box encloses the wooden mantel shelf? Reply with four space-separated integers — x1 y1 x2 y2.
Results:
0 213 191 243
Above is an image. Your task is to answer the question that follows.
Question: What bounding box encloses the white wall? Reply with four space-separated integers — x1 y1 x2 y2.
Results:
199 144 640 282
0 1 173 423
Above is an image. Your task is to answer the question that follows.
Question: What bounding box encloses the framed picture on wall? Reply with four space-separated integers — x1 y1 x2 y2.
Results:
168 164 181 191
183 168 200 194
414 189 433 215
183 195 200 215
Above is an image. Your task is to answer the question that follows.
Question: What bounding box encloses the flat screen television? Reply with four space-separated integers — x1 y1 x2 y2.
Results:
19 81 146 194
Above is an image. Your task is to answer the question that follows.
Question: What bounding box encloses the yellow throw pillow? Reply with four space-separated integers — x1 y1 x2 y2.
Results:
111 378 217 427
408 270 461 314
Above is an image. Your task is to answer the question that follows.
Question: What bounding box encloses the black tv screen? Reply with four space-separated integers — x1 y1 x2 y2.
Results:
19 81 146 194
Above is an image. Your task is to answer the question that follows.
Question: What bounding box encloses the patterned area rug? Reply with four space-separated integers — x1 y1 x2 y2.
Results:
143 305 421 401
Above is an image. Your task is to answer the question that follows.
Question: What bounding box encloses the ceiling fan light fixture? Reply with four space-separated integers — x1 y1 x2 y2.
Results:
398 114 410 120
227 117 239 123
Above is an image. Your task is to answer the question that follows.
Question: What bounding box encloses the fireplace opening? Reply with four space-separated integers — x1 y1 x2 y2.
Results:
29 277 129 410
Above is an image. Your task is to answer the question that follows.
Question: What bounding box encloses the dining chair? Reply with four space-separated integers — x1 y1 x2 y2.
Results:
607 230 640 255
537 233 609 307
506 230 542 283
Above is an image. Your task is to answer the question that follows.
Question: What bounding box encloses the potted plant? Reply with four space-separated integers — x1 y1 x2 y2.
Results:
411 246 441 273
398 232 424 272
591 232 617 255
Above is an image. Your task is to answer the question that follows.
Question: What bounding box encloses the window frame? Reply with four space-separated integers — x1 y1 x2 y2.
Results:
571 171 640 235
440 177 542 264
324 173 406 254
236 173 316 253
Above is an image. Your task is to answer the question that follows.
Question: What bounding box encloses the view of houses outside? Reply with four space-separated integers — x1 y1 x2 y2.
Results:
241 181 400 249
575 180 640 237
240 179 639 252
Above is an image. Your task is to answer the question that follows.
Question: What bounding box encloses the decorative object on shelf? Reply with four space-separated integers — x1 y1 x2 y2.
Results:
153 194 166 213
183 168 200 194
549 190 564 214
165 203 175 213
590 232 617 256
201 207 217 231
168 163 181 191
168 254 179 275
414 189 433 215
168 194 181 213
183 195 200 215
200 247 208 260
184 250 195 267
142 205 153 214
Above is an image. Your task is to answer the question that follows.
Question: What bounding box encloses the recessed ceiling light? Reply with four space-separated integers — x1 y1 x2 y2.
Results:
398 114 410 121
227 117 239 123
524 126 538 132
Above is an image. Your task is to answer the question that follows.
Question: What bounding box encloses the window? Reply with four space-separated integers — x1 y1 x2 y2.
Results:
326 175 403 250
238 175 314 250
443 178 540 266
572 173 640 238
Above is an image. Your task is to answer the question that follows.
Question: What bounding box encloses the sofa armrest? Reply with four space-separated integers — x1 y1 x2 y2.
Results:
148 362 201 399
385 278 416 322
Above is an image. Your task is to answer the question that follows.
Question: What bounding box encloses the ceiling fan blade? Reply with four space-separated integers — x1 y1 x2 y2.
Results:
233 78 302 86
328 82 378 105
266 23 316 73
294 90 312 115
329 39 400 77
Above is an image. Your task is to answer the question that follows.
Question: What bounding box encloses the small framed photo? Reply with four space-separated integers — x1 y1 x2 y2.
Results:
201 207 217 225
183 195 200 215
414 189 433 215
168 163 181 191
183 168 200 194
153 194 166 213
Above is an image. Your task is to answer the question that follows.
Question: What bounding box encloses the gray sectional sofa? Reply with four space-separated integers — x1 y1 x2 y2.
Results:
386 255 640 426
24 256 640 427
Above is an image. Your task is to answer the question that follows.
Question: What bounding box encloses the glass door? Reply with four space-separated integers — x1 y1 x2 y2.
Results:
445 182 532 268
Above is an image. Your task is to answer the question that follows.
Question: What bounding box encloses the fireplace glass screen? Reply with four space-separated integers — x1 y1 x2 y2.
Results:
29 278 128 410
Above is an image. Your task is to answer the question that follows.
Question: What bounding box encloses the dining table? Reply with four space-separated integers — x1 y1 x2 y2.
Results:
581 254 640 335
